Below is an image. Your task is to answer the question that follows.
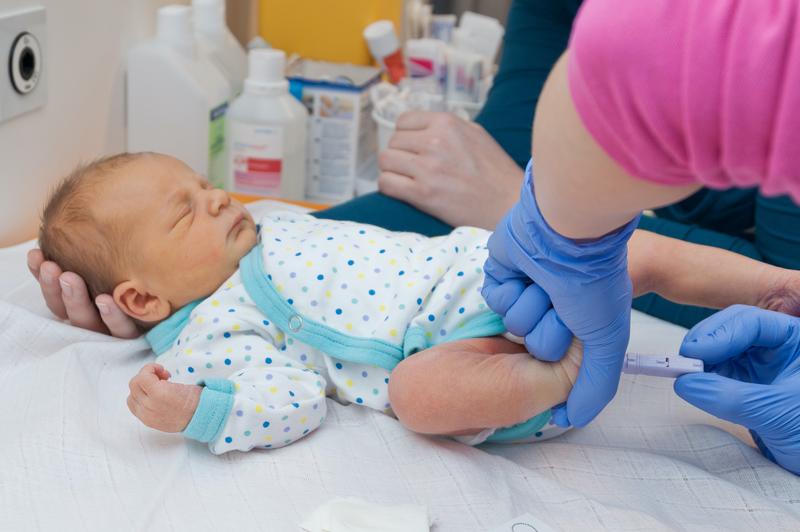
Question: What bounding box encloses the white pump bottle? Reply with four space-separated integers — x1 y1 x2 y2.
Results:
127 5 231 186
192 0 247 96
226 49 308 200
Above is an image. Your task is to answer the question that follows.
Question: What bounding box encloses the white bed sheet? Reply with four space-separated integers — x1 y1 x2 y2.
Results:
1 201 799 531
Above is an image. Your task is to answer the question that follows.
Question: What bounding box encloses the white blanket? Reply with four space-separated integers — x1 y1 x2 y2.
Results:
1 202 799 531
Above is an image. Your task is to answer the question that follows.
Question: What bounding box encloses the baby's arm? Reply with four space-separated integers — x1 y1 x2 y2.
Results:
134 332 327 454
388 336 582 436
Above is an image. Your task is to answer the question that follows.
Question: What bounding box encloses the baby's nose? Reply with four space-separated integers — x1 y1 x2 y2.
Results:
208 188 230 213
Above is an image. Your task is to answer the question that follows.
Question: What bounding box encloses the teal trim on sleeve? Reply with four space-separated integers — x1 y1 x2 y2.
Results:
241 245 406 371
145 299 202 355
402 312 507 357
484 410 552 443
182 378 235 443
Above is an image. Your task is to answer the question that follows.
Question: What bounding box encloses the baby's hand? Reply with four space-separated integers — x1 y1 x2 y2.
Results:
127 363 202 433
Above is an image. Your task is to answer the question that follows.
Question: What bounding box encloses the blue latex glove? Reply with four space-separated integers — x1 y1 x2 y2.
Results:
675 305 800 475
482 160 639 427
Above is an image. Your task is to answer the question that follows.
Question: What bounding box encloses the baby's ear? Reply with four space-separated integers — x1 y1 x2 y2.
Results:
113 281 171 323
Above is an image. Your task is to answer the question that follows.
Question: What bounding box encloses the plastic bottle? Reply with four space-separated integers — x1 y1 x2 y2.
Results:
226 49 308 200
363 20 405 84
192 0 247 96
127 5 231 187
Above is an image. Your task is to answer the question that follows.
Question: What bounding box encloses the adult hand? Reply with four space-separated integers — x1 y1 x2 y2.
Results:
378 111 523 229
675 305 800 475
127 364 202 433
27 248 140 338
482 161 639 428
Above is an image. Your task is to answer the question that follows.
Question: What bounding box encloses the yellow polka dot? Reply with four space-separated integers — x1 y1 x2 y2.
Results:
346 323 353 331
357 272 365 280
306 260 313 267
319 390 325 397
379 304 386 312
458 321 465 328
276 332 285 341
460 288 466 295
337 245 344 252
300 416 308 424
234 383 241 391
276 284 284 292
389 259 397 266
437 267 444 274
368 239 376 245
305 363 314 369
346 379 353 388
185 348 193 355
263 227 272 233
389 329 397 337
226 347 233 353
406 282 414 288
269 387 278 394
264 435 273 442
255 404 264 413
232 324 241 331
470 228 477 235
425 332 433 338
195 316 204 324
325 290 332 298
211 300 220 307
225 281 233 289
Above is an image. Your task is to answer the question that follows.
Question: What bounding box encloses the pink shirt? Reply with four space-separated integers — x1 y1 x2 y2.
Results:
568 0 800 201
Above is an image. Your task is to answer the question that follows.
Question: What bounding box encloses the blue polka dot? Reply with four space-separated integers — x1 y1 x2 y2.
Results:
263 320 270 326
428 314 435 322
417 298 423 305
265 357 273 364
225 437 232 443
368 289 376 295
263 421 270 428
245 345 251 351
289 390 295 396
358 230 366 234
458 307 465 314
398 270 405 276
236 410 243 417
187 367 194 373
379 249 385 254
347 260 355 266
287 298 294 305
335 362 343 370
317 274 324 280
223 332 231 338
535 431 543 437
292 402 300 408
356 397 364 404
426 256 432 261
457 271 464 276
384 377 389 384
224 358 232 365
295 252 302 256
335 308 343 315
361 371 368 377
228 308 236 313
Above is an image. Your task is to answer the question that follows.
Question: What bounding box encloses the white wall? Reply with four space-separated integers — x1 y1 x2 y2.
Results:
0 0 188 246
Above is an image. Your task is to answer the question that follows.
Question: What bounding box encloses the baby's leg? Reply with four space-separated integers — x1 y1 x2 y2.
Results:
388 336 582 436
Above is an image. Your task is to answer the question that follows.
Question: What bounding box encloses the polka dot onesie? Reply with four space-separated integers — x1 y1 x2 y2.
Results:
145 211 565 454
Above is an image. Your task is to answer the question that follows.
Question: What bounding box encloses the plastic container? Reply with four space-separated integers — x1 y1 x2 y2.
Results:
372 108 395 154
363 20 406 84
193 0 248 96
127 5 231 187
226 49 308 200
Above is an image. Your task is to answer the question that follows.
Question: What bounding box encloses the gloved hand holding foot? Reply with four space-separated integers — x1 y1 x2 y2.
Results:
482 160 639 427
675 305 800 475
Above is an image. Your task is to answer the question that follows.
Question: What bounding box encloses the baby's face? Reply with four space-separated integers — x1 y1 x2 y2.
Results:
101 154 258 309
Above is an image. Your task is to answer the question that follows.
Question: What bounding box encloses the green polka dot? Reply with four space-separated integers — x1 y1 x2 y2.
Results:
244 430 251 437
244 355 252 362
206 363 213 369
207 334 213 340
372 388 379 395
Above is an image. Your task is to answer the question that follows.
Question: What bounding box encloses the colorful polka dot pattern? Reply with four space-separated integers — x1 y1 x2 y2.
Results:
155 211 496 454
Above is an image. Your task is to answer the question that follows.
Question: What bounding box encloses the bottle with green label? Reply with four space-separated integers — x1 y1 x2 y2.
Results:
127 5 231 187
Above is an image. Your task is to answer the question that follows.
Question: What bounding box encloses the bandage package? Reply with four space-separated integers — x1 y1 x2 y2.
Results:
288 60 382 203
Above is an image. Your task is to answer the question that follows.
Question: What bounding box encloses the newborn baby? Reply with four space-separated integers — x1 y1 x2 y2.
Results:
38 152 800 454
38 152 581 453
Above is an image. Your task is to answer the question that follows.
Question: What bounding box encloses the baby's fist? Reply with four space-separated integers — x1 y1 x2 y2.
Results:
127 363 202 433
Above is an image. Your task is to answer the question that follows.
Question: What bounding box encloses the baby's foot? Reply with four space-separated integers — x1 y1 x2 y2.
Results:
551 338 583 392
754 267 800 317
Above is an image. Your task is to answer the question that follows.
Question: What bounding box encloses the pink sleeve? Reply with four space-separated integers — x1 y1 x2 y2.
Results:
568 0 800 200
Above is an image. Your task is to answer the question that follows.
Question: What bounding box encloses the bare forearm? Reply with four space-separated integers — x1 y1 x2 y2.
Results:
532 53 699 239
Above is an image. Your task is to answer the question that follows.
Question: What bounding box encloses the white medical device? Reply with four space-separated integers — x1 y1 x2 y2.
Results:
622 352 704 378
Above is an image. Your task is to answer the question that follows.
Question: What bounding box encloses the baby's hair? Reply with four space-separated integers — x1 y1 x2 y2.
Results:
38 152 146 299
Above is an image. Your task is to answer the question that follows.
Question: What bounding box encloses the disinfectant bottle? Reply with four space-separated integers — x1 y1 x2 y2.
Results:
226 49 308 200
192 0 247 96
127 5 231 188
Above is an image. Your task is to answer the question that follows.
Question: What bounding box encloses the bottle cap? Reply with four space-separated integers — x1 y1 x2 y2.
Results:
192 0 225 34
157 5 194 55
245 48 287 92
364 20 400 60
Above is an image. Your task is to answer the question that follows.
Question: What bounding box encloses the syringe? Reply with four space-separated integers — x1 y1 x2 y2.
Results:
622 352 704 378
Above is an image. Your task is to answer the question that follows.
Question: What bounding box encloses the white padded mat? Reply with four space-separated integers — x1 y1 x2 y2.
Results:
1 201 798 531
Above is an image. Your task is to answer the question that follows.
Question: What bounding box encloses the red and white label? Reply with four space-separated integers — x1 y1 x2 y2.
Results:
230 122 284 195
